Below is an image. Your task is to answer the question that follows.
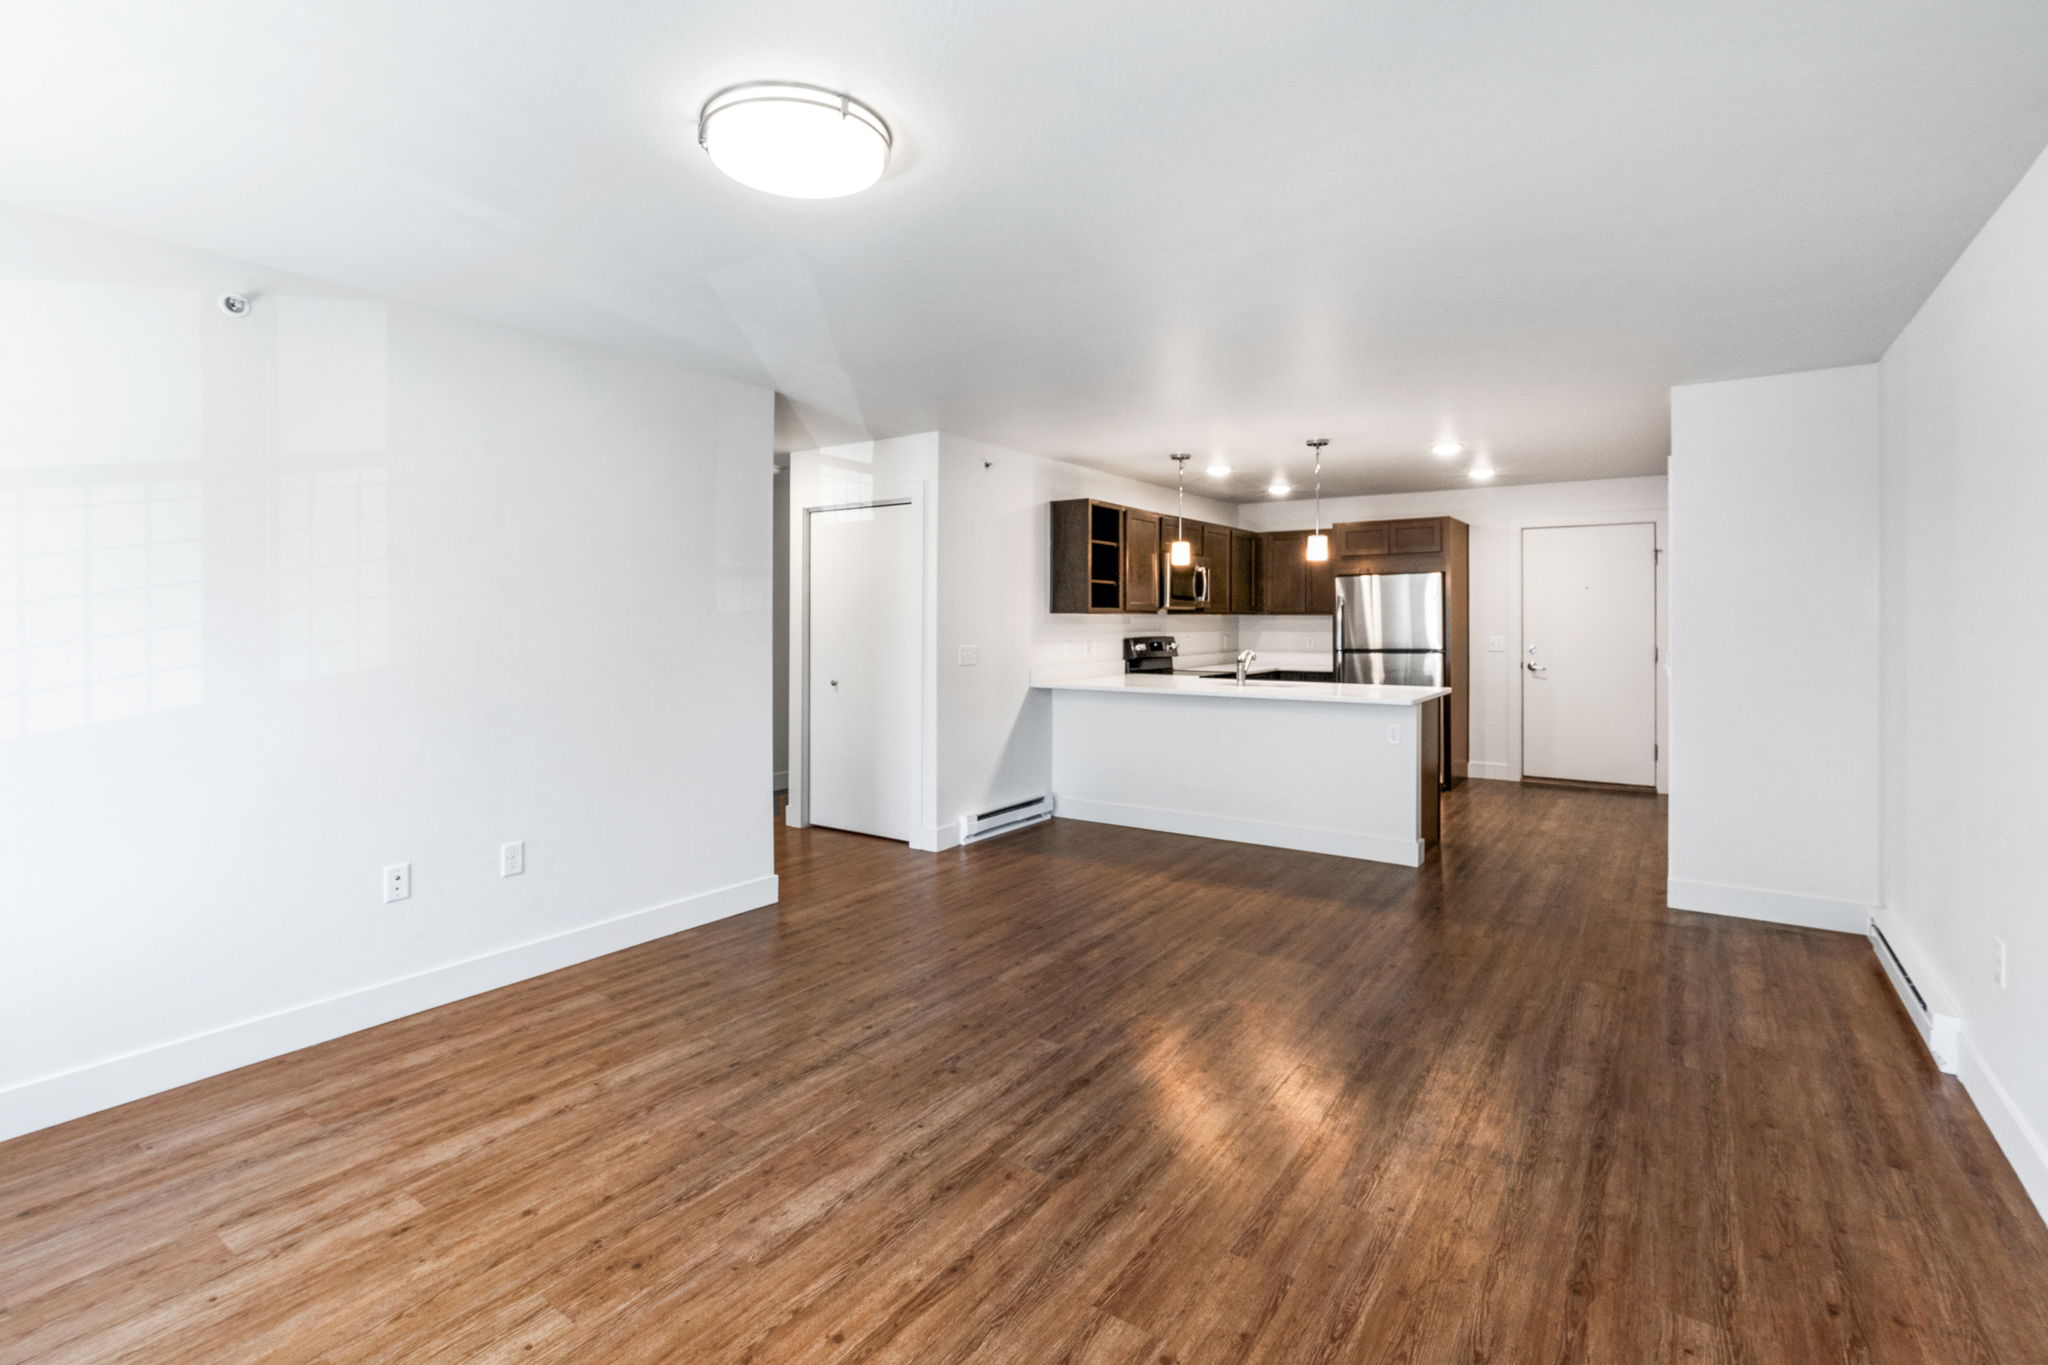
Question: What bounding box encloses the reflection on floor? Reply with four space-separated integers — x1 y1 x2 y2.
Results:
3 781 2044 1362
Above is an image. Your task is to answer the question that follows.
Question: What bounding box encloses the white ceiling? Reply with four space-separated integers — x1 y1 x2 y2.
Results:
3 1 2046 499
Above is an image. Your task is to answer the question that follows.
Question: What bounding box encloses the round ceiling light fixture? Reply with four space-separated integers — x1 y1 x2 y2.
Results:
1207 461 1232 477
1267 477 1292 497
1431 441 1464 457
698 82 892 199
1468 465 1497 481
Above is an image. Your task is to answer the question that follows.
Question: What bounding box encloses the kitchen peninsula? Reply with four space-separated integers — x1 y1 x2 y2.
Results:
1032 671 1449 866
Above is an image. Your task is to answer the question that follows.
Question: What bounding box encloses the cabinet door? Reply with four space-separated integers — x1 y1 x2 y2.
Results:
1307 551 1335 616
1123 510 1161 612
1388 518 1444 555
1202 525 1233 611
1229 530 1258 613
1261 532 1307 613
1337 522 1390 558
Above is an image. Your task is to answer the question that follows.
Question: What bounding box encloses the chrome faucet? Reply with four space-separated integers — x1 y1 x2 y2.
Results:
1235 649 1258 684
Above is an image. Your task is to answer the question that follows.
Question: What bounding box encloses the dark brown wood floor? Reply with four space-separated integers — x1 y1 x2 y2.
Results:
5 782 2046 1363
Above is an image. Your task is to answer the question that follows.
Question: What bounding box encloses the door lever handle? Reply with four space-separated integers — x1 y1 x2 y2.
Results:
1525 662 1547 673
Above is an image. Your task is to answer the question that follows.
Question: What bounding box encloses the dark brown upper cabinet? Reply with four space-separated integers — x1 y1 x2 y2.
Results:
1123 509 1161 613
1228 530 1258 614
1389 519 1444 555
1260 530 1308 614
1338 523 1389 558
1050 499 1133 614
1331 516 1457 574
1200 525 1233 612
1253 529 1336 616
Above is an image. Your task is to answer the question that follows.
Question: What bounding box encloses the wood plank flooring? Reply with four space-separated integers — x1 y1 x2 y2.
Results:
4 782 2046 1363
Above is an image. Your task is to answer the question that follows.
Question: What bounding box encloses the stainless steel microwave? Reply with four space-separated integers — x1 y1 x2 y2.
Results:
1161 554 1212 610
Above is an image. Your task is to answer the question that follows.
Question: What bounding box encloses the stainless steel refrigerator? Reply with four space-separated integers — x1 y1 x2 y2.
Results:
1335 571 1450 784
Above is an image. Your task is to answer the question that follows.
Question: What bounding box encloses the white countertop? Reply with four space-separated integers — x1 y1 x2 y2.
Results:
1032 672 1449 707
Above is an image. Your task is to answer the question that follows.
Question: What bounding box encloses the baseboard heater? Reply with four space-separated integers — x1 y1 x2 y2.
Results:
1868 918 1962 1074
958 795 1054 845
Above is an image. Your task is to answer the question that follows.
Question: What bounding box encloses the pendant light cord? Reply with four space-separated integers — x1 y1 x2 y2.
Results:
1308 438 1328 533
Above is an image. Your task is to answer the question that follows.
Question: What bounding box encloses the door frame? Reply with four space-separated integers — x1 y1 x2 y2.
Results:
789 485 939 846
1514 520 1664 790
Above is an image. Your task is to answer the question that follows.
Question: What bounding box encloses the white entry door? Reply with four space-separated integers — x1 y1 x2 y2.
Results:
1522 523 1657 786
807 501 921 841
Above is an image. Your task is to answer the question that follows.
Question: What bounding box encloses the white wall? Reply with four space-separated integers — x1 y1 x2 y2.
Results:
1239 476 1668 786
1667 366 1880 933
0 205 777 1140
1881 142 2048 1213
932 434 1240 842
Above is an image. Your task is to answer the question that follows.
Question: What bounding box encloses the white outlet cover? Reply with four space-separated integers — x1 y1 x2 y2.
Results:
501 841 525 877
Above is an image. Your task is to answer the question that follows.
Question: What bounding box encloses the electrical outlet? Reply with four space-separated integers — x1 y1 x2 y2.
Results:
1994 937 2008 990
501 841 525 877
958 645 979 667
1386 724 1401 745
383 862 411 903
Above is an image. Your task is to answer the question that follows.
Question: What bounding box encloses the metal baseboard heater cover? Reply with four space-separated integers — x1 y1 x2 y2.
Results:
1869 918 1962 1074
958 795 1054 845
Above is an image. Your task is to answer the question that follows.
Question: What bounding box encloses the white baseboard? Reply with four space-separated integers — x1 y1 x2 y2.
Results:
1959 1034 2048 1223
1056 798 1424 867
913 823 960 853
0 873 780 1143
1465 761 1518 782
1666 878 1869 934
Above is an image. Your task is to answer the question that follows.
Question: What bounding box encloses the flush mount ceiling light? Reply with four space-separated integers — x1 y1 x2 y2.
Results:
698 82 892 199
1468 465 1497 481
1305 439 1329 562
1431 441 1464 457
1206 461 1232 477
1267 477 1292 497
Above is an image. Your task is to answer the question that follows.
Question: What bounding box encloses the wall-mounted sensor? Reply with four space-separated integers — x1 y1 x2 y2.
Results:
219 293 253 316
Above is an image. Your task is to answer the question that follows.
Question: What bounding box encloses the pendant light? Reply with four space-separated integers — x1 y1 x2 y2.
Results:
1168 453 1194 566
1305 439 1330 562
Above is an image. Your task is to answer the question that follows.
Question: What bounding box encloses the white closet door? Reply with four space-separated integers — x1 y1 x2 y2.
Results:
1522 523 1657 786
807 502 920 841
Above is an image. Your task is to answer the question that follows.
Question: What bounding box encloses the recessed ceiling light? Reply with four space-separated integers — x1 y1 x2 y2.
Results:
1267 479 1292 497
1431 442 1464 457
698 82 891 199
1207 462 1232 477
1467 466 1497 481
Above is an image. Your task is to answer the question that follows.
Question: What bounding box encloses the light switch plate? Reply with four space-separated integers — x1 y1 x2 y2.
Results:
383 862 411 903
1487 636 1505 652
958 645 979 667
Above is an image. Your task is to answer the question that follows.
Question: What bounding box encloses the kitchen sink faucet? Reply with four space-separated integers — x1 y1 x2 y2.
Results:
1235 649 1257 684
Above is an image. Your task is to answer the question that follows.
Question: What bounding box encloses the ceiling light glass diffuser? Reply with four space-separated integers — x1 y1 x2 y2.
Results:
1267 479 1291 497
1207 462 1232 477
1431 442 1464 457
1468 466 1497 481
698 82 892 199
